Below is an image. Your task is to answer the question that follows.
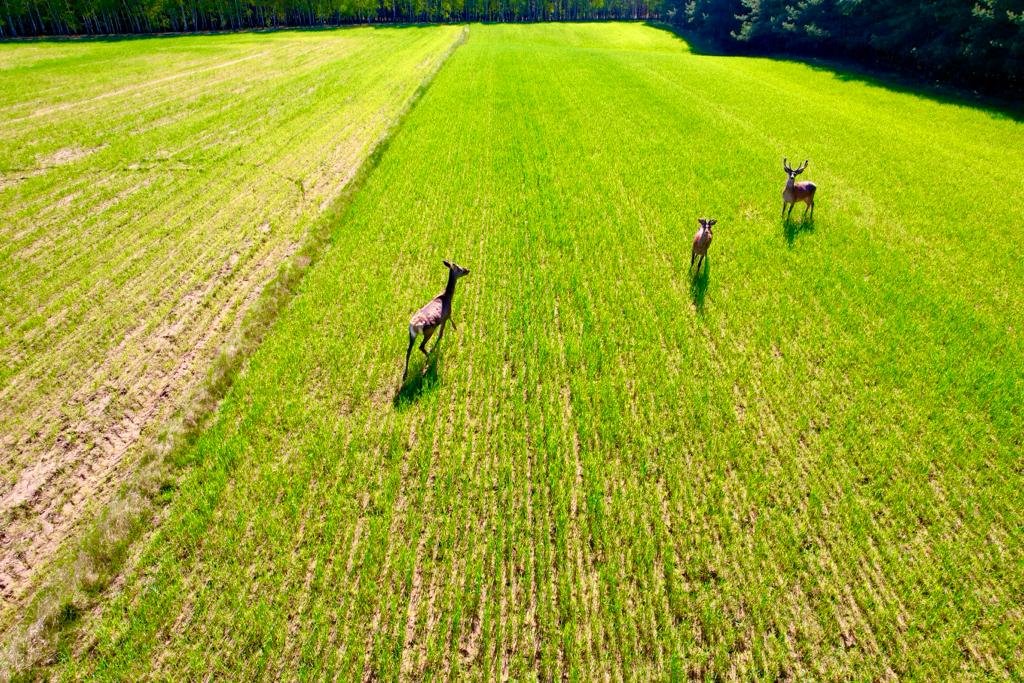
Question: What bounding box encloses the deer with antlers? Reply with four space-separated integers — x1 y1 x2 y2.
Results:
691 217 716 274
782 158 817 220
402 260 470 382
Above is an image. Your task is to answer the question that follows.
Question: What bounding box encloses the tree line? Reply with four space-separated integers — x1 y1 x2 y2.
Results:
2 0 1021 96
0 0 661 34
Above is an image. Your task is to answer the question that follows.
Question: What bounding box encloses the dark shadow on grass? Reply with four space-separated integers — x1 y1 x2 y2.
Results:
393 351 442 409
783 214 815 246
689 260 710 313
644 21 729 56
645 21 1024 123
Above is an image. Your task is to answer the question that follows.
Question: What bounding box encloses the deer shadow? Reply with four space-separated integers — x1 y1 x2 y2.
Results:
689 260 710 313
393 350 442 409
783 214 815 247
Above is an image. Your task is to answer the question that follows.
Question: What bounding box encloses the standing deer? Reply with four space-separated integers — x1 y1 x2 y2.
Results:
691 217 716 274
402 260 470 382
781 158 817 220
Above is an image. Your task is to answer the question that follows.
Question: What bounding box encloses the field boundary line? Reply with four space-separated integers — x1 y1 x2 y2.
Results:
0 24 470 680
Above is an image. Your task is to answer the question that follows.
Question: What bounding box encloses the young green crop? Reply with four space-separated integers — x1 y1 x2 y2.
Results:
37 22 1024 679
0 25 464 618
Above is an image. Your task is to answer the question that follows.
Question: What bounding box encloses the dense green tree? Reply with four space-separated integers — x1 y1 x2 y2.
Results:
683 0 740 42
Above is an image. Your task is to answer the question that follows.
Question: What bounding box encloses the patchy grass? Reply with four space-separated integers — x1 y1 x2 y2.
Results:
10 21 1024 679
0 25 465 618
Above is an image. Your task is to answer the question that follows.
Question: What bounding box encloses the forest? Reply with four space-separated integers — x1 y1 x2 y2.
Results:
3 0 1022 95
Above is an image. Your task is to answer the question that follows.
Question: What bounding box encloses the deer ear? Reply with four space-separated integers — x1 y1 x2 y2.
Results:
442 260 451 269
709 219 717 226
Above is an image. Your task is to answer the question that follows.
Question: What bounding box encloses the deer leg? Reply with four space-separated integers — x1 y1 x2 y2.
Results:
803 201 810 219
781 201 787 219
419 326 435 356
403 331 415 381
432 321 446 353
787 203 795 219
697 255 705 273
810 199 815 219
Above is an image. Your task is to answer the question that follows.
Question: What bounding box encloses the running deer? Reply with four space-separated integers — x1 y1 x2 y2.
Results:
782 158 817 220
691 217 716 274
402 260 470 382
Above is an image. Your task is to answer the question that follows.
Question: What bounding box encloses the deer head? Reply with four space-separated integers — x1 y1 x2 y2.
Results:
698 217 717 232
442 260 470 279
783 158 809 181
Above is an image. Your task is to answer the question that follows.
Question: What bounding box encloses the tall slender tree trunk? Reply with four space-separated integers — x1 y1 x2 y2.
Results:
28 4 39 34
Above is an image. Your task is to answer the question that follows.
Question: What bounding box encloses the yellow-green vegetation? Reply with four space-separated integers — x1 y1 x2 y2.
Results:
0 25 464 616
12 21 1024 679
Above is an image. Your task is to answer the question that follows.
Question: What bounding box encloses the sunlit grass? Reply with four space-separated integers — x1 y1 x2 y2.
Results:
51 22 1024 679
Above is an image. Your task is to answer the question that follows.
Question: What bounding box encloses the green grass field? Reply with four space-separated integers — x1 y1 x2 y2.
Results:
5 21 1024 680
0 25 463 614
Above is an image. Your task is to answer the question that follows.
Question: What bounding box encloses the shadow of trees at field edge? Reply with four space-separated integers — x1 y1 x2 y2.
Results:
645 22 1024 123
393 350 442 409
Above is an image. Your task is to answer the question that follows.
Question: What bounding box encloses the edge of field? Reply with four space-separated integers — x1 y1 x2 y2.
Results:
0 24 469 680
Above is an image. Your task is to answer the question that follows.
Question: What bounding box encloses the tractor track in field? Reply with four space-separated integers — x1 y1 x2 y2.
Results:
7 52 271 126
0 235 298 610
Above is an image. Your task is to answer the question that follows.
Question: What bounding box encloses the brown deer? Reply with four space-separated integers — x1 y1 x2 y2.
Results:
782 158 817 220
402 260 470 382
691 217 716 274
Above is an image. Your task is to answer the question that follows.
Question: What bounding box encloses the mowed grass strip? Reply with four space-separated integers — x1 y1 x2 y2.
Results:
0 25 464 613
56 23 1023 679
